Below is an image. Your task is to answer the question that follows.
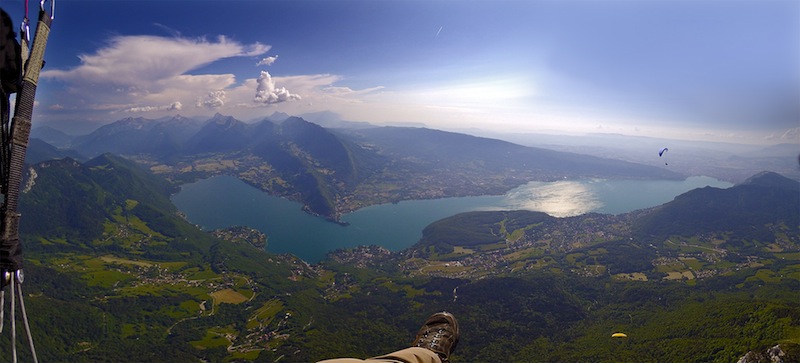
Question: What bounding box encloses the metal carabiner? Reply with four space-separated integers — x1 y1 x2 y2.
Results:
19 18 30 43
39 0 55 20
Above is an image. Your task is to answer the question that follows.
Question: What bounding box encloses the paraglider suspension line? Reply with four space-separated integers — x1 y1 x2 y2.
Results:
0 271 37 363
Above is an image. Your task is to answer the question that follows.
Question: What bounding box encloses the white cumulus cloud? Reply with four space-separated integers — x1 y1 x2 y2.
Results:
197 90 226 109
254 71 301 104
43 35 268 86
36 32 396 124
40 35 270 114
257 55 279 67
168 101 183 111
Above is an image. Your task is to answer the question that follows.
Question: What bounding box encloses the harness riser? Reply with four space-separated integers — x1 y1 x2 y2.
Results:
0 3 50 361
0 15 49 272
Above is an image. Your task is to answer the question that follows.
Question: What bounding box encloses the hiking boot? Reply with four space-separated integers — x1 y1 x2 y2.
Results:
412 311 459 362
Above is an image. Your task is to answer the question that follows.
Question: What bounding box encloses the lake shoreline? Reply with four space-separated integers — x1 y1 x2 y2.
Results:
171 175 732 263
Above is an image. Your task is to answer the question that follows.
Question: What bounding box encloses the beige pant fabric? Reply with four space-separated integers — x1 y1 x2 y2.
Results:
317 347 442 363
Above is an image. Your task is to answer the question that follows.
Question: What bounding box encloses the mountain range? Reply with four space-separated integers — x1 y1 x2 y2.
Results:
30 114 682 221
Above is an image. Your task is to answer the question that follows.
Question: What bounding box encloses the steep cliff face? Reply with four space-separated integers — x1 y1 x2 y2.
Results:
736 344 800 363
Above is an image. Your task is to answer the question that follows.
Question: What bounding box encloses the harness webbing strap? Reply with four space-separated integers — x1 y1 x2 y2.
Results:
19 22 29 78
0 2 49 361
0 7 52 272
21 16 48 87
0 95 9 195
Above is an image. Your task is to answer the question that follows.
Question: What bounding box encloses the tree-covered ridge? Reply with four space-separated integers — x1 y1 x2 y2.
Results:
20 154 214 259
17 154 323 361
11 155 800 362
410 172 798 279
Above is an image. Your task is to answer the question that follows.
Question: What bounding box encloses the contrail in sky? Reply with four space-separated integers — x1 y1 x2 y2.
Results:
435 26 443 38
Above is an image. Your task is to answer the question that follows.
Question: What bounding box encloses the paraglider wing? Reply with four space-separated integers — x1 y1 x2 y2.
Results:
659 147 670 165
611 333 628 338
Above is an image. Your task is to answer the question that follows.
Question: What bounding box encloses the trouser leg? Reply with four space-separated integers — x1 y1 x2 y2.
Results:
318 347 442 363
369 347 442 363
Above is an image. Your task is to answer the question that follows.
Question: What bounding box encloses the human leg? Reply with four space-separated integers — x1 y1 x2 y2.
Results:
317 311 459 363
318 347 440 363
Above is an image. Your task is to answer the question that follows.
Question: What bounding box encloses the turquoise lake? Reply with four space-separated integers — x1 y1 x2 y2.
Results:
170 175 732 263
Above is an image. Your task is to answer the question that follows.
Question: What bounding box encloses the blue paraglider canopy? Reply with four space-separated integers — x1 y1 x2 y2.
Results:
659 147 669 165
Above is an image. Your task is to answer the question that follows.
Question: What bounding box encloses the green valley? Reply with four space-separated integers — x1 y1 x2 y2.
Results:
7 153 797 362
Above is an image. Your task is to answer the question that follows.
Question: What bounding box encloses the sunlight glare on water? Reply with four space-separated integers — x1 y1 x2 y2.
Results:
495 180 603 217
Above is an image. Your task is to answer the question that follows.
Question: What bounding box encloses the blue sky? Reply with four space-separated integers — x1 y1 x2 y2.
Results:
3 0 798 144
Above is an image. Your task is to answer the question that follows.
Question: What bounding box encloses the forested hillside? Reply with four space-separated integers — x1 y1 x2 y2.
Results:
9 155 799 362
